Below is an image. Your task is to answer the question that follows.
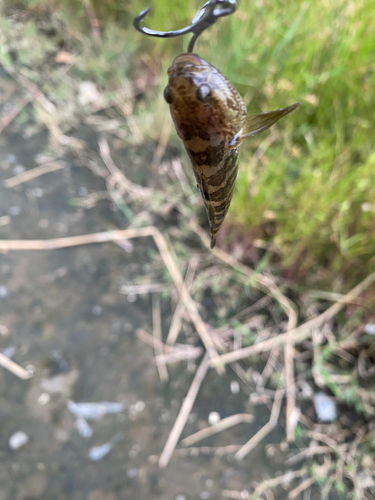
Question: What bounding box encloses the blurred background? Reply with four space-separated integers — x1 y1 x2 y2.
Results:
0 1 374 499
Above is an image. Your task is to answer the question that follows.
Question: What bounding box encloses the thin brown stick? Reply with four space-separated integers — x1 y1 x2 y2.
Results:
158 353 210 468
253 469 308 497
182 413 254 447
4 161 64 188
0 96 31 135
210 270 375 368
0 352 32 380
136 328 170 353
151 111 172 167
120 283 170 295
288 477 314 499
152 293 168 382
286 445 333 465
84 0 101 42
156 347 203 364
137 328 203 364
235 388 284 460
148 443 241 464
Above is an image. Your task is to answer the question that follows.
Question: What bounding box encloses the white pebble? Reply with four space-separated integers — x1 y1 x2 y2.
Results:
200 492 210 500
230 380 240 394
361 202 371 212
314 392 337 422
12 164 24 175
88 442 112 461
92 305 102 316
364 324 375 335
8 206 21 216
9 431 29 450
0 286 8 298
176 496 186 500
208 411 220 425
76 416 93 438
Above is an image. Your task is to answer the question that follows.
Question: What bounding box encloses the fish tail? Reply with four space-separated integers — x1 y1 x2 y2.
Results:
210 232 217 248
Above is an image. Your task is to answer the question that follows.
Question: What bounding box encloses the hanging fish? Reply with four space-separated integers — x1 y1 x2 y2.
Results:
134 1 300 248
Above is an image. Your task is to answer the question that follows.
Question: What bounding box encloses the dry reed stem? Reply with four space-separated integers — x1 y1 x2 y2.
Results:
182 413 254 447
152 111 172 167
156 347 203 364
210 270 375 367
120 283 170 294
167 255 199 345
98 137 152 200
253 469 308 497
158 352 210 468
137 328 202 364
0 352 32 380
148 444 241 464
84 0 101 42
3 161 65 188
0 228 221 369
152 293 168 382
288 477 314 499
0 96 32 135
285 445 333 465
136 328 170 353
235 387 284 460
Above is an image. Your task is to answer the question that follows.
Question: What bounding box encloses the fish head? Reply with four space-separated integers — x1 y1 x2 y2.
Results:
164 54 247 145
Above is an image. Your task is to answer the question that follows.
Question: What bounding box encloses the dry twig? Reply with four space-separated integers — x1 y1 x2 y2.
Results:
152 293 168 382
3 161 65 188
158 353 210 468
182 413 254 447
235 387 284 460
0 352 32 380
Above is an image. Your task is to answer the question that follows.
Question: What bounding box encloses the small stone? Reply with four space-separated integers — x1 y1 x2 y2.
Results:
8 206 21 216
208 412 220 425
78 186 88 196
361 202 371 212
0 324 9 336
126 468 138 479
9 431 29 450
78 81 101 106
314 392 337 422
364 324 375 335
92 305 102 316
230 380 240 394
0 286 8 298
12 164 24 175
88 443 112 461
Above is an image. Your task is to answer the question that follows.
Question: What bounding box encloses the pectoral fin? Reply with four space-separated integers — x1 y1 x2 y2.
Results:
243 102 300 138
228 103 300 147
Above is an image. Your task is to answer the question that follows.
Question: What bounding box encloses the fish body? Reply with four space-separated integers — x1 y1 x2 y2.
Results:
164 53 299 247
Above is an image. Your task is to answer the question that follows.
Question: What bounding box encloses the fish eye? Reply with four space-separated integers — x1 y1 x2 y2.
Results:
196 83 212 103
163 86 173 104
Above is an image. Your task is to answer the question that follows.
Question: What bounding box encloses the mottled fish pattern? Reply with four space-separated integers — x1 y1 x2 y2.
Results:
164 53 299 247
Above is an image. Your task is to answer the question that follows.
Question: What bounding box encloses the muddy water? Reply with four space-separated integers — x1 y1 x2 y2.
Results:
0 96 293 499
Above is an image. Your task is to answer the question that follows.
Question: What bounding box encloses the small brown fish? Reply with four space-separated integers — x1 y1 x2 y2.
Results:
164 53 299 247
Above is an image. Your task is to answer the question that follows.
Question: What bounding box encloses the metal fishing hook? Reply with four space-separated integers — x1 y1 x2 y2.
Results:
133 0 237 53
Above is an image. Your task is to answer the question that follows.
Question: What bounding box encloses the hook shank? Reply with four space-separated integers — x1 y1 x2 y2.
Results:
133 0 237 53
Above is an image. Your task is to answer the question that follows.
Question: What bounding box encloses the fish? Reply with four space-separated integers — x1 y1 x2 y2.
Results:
163 53 299 248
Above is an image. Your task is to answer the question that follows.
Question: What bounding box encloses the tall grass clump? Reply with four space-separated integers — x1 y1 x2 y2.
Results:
194 0 374 279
